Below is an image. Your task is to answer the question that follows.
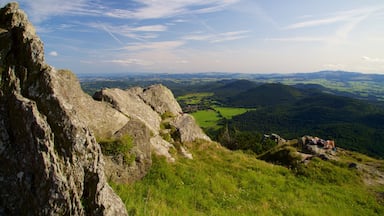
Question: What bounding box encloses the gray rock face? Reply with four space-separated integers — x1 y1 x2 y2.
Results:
94 85 211 163
0 2 212 213
0 3 127 215
94 87 161 134
171 114 211 143
140 84 183 116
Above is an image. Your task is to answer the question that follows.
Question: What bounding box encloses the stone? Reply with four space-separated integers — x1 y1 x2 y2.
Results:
171 114 211 143
0 3 127 215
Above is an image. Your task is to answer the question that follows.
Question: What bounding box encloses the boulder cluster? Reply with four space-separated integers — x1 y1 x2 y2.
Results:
0 2 209 215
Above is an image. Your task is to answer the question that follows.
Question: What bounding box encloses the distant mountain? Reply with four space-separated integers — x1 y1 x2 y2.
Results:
212 79 259 99
224 83 305 107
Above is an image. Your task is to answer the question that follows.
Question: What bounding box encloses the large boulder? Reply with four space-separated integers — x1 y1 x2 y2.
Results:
0 3 127 215
171 114 211 143
139 84 183 116
93 87 161 134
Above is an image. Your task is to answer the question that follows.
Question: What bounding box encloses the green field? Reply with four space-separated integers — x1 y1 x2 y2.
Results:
191 109 221 129
213 107 253 119
111 141 384 216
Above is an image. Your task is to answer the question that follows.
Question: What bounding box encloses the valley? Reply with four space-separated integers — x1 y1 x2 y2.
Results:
80 71 384 158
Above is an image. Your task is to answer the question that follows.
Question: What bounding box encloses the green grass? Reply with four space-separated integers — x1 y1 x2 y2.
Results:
213 106 253 119
111 141 384 216
191 109 221 129
98 135 135 164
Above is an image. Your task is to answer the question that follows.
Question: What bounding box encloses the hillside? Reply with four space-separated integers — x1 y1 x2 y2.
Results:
111 140 384 215
224 83 305 107
227 90 384 158
2 3 384 215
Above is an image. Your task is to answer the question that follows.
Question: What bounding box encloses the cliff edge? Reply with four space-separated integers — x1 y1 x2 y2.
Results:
0 3 127 215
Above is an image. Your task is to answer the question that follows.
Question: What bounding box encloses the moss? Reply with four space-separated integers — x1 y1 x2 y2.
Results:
98 135 135 164
161 111 174 120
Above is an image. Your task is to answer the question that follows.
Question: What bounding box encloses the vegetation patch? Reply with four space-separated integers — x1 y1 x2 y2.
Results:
191 109 221 129
213 106 252 119
98 135 135 164
111 141 384 215
177 92 214 105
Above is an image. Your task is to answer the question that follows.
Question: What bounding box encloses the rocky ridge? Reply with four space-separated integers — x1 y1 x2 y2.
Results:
0 2 210 215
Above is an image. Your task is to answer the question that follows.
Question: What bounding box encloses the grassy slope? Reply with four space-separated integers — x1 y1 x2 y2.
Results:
111 141 384 216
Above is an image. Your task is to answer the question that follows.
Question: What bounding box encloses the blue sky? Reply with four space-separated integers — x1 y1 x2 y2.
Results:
2 0 384 74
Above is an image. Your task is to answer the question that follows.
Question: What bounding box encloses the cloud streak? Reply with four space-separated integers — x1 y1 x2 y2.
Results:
183 30 250 43
122 41 185 51
104 0 240 19
87 22 168 42
284 7 380 30
14 0 240 22
362 56 384 63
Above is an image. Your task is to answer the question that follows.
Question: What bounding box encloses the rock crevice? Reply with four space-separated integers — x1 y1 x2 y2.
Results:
0 3 127 215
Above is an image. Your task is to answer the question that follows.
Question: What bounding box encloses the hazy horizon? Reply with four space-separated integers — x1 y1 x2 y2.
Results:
2 0 384 74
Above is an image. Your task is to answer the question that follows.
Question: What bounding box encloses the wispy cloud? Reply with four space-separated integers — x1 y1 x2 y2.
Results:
265 37 326 43
284 7 380 30
362 56 384 63
87 23 168 42
48 51 59 57
105 58 150 66
184 30 250 43
15 0 240 22
122 41 185 51
16 0 102 23
104 0 240 19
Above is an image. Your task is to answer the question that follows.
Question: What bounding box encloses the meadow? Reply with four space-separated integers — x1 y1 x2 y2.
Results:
111 140 384 216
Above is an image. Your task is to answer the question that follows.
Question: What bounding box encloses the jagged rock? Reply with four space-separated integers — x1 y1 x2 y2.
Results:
94 86 211 162
299 135 336 161
106 118 152 183
171 114 211 143
93 87 161 134
140 84 183 116
150 135 176 162
0 3 127 215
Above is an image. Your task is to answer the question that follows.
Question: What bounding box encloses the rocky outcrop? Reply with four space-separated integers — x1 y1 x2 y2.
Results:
93 85 211 163
139 84 183 116
0 3 212 213
0 3 127 215
171 114 211 143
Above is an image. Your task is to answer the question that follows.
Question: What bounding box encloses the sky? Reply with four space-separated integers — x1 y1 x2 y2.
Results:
1 0 384 74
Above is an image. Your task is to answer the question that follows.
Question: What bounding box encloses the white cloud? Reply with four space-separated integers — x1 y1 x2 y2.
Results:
362 56 384 63
122 41 185 51
105 58 150 66
265 37 326 43
87 23 168 42
49 51 58 57
284 7 380 30
14 0 239 22
183 30 250 43
16 0 98 23
103 0 240 19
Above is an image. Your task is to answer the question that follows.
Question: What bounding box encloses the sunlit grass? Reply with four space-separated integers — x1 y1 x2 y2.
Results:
111 141 384 216
213 106 253 119
191 109 221 129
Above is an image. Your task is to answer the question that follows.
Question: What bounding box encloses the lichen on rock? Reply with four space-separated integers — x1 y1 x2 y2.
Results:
0 3 127 215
